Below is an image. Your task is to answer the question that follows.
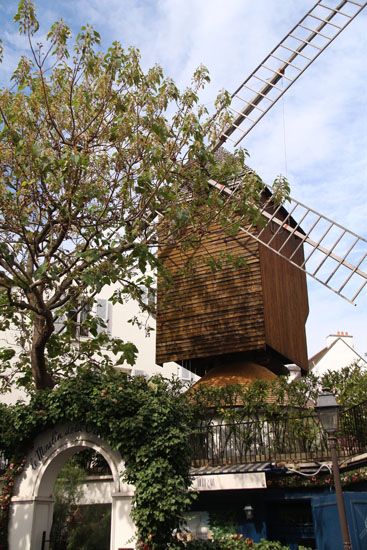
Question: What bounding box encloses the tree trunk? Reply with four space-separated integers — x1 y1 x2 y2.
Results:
31 313 56 390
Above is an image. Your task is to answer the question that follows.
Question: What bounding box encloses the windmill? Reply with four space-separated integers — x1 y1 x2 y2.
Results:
156 0 367 380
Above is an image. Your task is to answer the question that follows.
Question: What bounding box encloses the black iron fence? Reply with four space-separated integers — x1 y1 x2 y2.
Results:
1 401 367 471
191 400 367 467
339 398 367 456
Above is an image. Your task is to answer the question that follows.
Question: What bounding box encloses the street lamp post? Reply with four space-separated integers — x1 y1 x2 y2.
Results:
315 389 352 550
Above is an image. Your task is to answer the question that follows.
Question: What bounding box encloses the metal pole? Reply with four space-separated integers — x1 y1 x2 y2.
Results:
329 436 352 550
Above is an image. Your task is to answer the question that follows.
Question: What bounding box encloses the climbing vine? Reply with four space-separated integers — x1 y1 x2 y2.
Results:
0 458 26 550
0 368 195 549
189 374 319 427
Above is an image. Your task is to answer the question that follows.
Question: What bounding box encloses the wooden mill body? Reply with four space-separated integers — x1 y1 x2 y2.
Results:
156 200 309 377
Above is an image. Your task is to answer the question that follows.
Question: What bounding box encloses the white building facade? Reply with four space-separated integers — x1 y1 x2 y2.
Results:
0 285 198 406
309 331 367 378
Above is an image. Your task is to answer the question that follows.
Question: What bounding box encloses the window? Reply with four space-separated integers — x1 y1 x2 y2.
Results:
54 300 110 339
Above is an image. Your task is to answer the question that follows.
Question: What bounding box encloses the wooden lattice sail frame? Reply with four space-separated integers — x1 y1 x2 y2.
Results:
214 0 367 149
209 179 367 305
210 0 367 305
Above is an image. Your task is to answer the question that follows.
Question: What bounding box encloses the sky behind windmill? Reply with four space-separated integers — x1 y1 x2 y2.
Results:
0 0 366 359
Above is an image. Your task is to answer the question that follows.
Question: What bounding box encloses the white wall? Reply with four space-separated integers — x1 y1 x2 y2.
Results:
0 324 27 404
286 364 301 382
76 476 114 505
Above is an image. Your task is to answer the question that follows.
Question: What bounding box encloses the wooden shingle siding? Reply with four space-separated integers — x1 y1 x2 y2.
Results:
156 199 309 372
156 224 266 365
259 224 309 371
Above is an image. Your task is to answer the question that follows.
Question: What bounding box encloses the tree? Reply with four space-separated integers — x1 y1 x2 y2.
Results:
49 458 87 550
50 455 111 550
0 1 284 391
320 363 367 408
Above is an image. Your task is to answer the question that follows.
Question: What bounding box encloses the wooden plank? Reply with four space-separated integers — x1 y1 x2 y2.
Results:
159 285 263 316
159 300 264 327
156 223 266 364
259 225 309 370
158 268 262 293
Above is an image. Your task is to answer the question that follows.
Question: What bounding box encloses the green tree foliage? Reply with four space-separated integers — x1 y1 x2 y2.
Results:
61 505 111 550
190 363 367 424
321 364 367 407
177 532 310 549
50 458 87 550
0 0 274 391
189 375 319 427
50 455 111 550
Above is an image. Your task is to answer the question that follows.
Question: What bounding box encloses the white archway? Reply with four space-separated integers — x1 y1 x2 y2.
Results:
8 424 136 550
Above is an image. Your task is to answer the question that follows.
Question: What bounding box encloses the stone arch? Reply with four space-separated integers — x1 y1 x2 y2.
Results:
8 424 135 550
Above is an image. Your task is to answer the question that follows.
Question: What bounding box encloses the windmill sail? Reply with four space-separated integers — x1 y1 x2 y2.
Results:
214 0 367 150
209 179 367 304
208 0 367 303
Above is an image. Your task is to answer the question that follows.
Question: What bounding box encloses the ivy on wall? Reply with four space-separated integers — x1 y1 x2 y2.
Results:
0 369 195 550
0 458 26 550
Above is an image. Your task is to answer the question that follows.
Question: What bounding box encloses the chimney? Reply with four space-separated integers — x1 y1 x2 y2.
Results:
326 331 353 348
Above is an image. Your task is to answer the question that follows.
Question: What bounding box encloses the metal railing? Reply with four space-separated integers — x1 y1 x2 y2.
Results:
339 399 367 456
191 402 367 467
1 402 367 472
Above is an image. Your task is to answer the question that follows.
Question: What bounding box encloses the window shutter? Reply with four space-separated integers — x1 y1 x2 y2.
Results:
96 299 110 333
54 314 66 335
107 302 113 334
180 366 192 381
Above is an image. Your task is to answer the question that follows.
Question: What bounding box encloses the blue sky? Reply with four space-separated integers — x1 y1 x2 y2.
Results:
1 0 366 358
